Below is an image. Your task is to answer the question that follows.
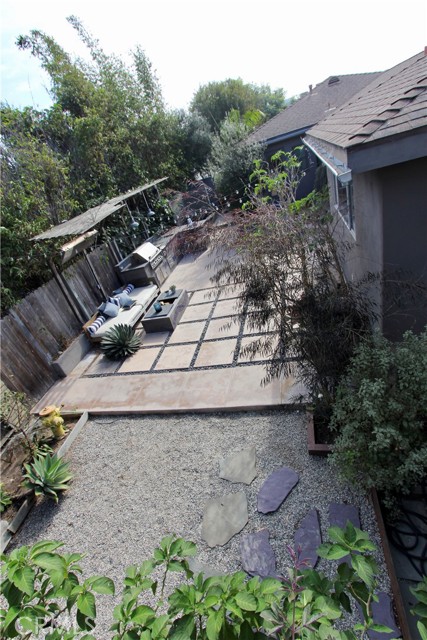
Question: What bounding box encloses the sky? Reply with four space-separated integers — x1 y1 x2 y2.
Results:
1 0 426 112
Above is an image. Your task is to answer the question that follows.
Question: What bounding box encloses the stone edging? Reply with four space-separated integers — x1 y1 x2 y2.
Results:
0 411 89 553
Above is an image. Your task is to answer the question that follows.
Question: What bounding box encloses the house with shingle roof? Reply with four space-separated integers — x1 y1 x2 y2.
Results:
246 72 381 197
304 49 427 337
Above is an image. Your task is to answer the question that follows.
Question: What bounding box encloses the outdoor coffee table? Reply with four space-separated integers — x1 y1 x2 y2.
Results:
142 289 189 332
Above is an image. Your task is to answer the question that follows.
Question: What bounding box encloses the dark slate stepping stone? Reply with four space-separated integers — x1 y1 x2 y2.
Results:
257 467 299 514
202 492 248 547
294 509 322 569
240 529 278 578
219 447 257 485
355 592 400 639
329 503 361 530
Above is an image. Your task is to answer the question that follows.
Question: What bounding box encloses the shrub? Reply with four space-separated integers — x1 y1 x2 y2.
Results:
330 328 427 511
209 154 375 415
0 526 396 639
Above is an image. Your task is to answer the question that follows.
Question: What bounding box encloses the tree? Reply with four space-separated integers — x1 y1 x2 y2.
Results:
207 114 264 196
208 151 375 415
0 105 75 310
0 18 191 313
191 78 286 132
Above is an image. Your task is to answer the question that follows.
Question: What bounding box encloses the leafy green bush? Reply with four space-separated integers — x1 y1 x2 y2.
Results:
330 328 427 511
23 453 73 502
0 526 397 639
410 577 427 640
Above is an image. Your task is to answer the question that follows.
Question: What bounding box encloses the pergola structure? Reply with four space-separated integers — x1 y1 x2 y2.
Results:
32 178 168 242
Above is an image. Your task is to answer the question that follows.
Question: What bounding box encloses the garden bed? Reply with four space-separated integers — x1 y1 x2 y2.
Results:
1 411 88 551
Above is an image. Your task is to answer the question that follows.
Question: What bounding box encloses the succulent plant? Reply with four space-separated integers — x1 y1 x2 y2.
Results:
23 454 73 502
100 323 141 359
0 483 12 513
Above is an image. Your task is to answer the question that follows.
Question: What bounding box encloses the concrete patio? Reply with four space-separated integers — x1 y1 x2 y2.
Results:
33 249 305 415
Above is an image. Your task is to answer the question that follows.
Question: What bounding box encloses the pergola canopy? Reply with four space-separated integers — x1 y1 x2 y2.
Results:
32 178 168 241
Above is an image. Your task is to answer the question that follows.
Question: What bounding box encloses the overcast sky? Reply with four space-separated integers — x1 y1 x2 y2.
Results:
1 0 426 112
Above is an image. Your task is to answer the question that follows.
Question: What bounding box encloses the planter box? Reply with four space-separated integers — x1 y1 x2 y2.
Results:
307 409 332 456
52 334 92 378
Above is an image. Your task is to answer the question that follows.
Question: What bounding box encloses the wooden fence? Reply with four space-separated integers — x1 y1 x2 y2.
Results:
0 242 123 400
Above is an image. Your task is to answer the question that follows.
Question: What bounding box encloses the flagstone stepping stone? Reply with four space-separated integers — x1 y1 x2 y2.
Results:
202 491 248 547
329 503 361 530
219 446 257 485
294 509 322 568
240 529 278 578
257 467 299 514
356 592 400 639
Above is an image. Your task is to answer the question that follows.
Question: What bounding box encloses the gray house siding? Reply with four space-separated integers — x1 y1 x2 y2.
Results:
330 170 383 323
381 157 427 337
329 157 427 338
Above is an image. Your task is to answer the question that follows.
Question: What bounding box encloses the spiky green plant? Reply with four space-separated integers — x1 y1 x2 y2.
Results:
23 454 73 502
0 483 12 513
100 323 141 359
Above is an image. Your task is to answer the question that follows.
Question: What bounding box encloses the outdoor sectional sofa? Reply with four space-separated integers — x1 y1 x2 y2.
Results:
83 283 159 342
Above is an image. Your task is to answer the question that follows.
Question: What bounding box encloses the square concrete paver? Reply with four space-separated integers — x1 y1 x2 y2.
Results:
69 350 99 377
85 353 122 375
237 336 276 363
243 315 275 335
180 302 213 322
205 316 240 340
218 284 244 300
118 346 161 373
140 331 170 346
155 343 196 370
190 289 217 305
195 338 237 367
168 321 206 344
212 298 240 318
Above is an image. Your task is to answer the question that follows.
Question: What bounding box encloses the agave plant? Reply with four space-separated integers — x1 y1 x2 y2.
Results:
101 323 141 359
23 454 73 502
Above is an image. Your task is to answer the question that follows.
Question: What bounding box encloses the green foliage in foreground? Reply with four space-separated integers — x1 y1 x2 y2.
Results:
0 524 399 639
410 577 427 640
330 328 427 512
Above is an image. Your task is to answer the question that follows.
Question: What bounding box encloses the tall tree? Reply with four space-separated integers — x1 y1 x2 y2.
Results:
190 78 286 132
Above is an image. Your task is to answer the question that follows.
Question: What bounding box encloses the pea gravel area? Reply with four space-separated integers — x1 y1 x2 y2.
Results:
11 409 392 636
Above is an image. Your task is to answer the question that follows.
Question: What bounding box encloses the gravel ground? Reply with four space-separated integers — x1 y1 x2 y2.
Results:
11 409 391 637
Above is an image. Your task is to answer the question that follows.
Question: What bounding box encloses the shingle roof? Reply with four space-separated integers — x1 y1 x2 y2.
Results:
246 72 382 144
306 51 427 148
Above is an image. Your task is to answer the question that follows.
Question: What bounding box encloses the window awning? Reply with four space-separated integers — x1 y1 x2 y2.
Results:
32 177 168 240
303 137 352 184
